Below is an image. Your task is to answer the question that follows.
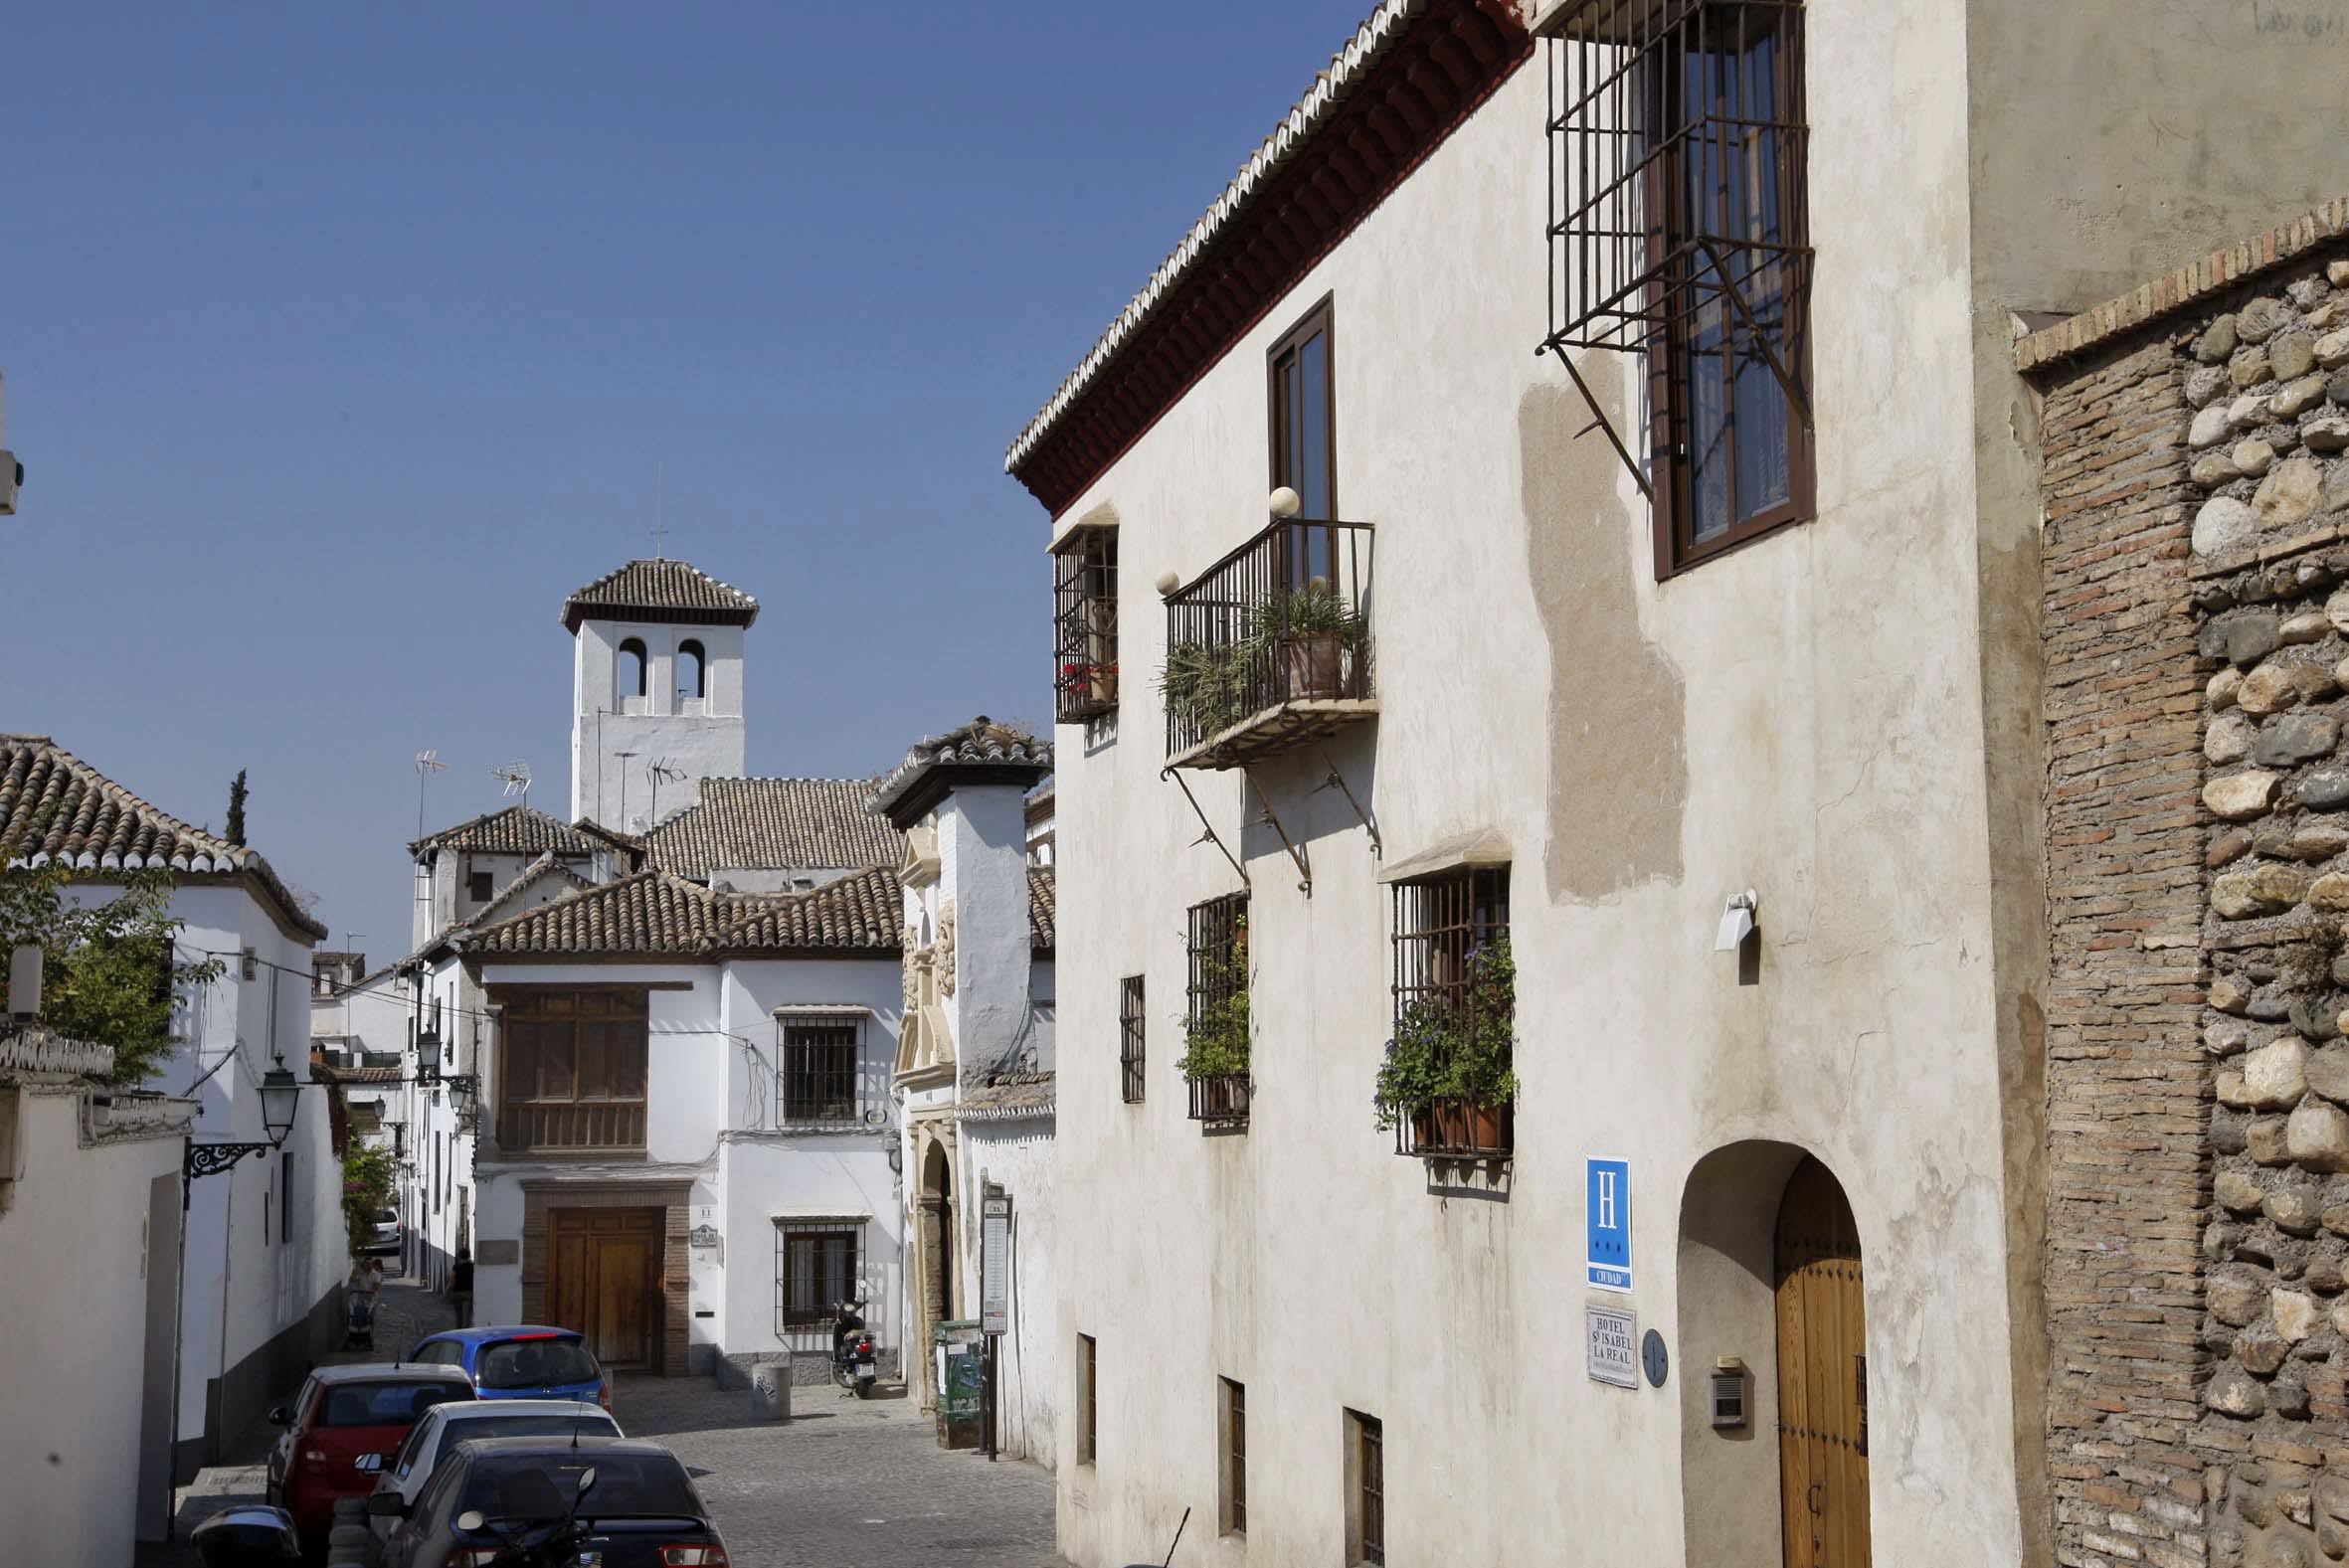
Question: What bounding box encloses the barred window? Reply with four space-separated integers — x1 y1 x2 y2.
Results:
1119 975 1146 1105
1545 0 1814 575
1388 865 1513 1157
1184 894 1250 1126
779 1015 863 1126
1349 1410 1384 1566
1220 1376 1248 1536
1053 528 1119 724
774 1221 863 1340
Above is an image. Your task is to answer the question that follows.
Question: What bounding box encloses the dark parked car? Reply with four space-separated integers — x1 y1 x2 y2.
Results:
370 1435 729 1567
264 1363 475 1547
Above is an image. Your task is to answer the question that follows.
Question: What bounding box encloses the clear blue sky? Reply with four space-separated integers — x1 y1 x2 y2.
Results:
1 0 1371 957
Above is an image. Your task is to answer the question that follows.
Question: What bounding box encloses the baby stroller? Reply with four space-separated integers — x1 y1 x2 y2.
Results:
344 1288 375 1351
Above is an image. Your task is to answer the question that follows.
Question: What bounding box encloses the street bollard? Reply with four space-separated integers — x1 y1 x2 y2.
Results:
750 1360 791 1421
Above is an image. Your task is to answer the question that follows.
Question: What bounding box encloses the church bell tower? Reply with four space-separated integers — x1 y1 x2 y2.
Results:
563 558 757 832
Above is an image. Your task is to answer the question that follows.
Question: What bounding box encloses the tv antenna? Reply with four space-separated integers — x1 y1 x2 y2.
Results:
614 751 639 830
489 761 533 805
413 751 448 837
646 758 686 826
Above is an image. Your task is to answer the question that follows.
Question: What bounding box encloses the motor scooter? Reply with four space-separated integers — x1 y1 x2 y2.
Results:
828 1290 879 1397
189 1504 302 1565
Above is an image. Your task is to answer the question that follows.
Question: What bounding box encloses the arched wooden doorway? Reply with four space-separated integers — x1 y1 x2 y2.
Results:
1774 1156 1870 1568
914 1135 957 1409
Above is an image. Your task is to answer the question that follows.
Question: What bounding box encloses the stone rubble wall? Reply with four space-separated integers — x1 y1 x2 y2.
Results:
2043 250 2349 1568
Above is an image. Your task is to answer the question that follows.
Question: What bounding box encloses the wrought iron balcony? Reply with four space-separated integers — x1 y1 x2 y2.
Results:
1162 517 1374 769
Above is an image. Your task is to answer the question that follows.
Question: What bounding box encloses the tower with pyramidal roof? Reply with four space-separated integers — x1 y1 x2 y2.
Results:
564 558 759 831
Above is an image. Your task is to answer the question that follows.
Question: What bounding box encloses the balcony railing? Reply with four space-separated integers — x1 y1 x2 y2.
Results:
500 1100 646 1153
1187 1074 1251 1127
1163 517 1374 768
1395 1097 1514 1159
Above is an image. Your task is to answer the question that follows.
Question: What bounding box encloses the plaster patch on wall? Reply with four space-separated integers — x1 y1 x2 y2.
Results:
1522 378 1689 902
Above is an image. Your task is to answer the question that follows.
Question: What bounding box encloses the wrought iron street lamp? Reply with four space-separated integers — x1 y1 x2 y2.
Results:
184 1066 304 1183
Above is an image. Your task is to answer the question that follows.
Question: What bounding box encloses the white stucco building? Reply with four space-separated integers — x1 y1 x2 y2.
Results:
873 719 1059 1461
0 1027 196 1561
1005 1 2349 1563
1 735 342 1483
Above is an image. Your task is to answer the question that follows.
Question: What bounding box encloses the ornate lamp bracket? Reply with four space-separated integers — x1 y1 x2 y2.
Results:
185 1141 272 1182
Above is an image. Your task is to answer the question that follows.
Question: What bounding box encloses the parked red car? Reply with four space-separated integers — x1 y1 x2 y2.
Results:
264 1363 475 1547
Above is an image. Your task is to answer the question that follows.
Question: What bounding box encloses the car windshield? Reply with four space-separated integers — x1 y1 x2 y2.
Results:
447 1413 618 1449
459 1454 698 1521
316 1381 465 1428
475 1338 600 1389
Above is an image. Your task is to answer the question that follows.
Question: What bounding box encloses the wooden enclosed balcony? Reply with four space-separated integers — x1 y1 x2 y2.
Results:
499 1099 646 1153
1162 516 1375 769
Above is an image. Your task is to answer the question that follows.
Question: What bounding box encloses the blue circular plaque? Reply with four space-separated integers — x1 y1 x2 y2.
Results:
1642 1328 1669 1388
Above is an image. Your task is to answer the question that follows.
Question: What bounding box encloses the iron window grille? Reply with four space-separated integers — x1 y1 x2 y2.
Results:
1185 894 1250 1127
1543 0 1814 569
1119 975 1147 1105
1351 1411 1385 1566
774 1221 863 1345
1053 528 1120 724
1389 866 1513 1158
779 1014 866 1128
1221 1377 1248 1536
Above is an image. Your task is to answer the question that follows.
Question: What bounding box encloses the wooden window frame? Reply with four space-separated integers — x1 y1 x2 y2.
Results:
467 868 494 904
774 1221 863 1341
779 1014 864 1127
1185 894 1251 1126
1118 975 1146 1105
1077 1333 1098 1467
1347 1409 1384 1566
495 988 650 1153
1268 296 1337 519
1052 528 1120 724
1641 1 1814 580
1389 865 1513 1157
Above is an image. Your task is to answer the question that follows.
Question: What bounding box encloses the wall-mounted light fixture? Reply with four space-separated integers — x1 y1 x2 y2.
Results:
1715 889 1759 952
1268 485 1303 518
185 1066 305 1185
1711 1356 1749 1429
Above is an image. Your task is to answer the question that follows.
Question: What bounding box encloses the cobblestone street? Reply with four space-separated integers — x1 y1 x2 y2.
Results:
144 1277 1067 1568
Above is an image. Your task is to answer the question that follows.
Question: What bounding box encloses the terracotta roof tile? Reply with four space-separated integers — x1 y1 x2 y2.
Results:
0 734 327 940
870 717 1054 825
642 778 904 880
409 805 599 858
561 558 760 631
1029 867 1055 953
716 867 902 953
458 866 904 958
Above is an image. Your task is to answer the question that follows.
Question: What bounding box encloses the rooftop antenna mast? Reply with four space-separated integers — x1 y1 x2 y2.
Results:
489 761 533 808
646 758 686 828
414 751 447 838
651 459 666 560
615 751 639 832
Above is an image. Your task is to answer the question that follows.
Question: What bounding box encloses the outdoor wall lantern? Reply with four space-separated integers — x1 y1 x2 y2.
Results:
1714 888 1760 952
185 1066 304 1183
1711 1356 1750 1430
444 1074 478 1118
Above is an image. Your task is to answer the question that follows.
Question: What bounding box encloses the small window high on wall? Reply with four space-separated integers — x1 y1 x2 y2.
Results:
617 638 647 700
677 638 706 702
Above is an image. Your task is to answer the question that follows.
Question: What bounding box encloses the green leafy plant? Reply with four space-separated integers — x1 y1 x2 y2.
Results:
1256 576 1361 642
1160 639 1253 738
1372 939 1516 1132
1177 919 1251 1082
340 1139 397 1257
0 864 227 1086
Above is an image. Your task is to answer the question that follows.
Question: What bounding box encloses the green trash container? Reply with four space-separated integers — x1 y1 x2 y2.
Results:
936 1318 985 1450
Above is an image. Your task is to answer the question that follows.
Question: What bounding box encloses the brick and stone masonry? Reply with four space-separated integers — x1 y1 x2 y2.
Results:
2032 202 2349 1568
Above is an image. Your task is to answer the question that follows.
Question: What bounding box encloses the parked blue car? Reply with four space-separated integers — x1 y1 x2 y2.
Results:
402 1326 612 1410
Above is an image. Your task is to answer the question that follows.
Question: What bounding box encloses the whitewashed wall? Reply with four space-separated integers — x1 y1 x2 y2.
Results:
569 617 747 831
0 1086 184 1566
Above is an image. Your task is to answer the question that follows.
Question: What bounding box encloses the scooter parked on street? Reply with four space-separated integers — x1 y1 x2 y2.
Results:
189 1504 302 1565
828 1292 878 1397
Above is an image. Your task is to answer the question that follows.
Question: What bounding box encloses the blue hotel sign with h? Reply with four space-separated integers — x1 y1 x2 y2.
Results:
1587 1156 1632 1292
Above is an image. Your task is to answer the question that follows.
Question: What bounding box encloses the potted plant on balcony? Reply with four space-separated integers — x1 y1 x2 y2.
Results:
1178 922 1251 1119
1256 576 1359 702
1161 639 1250 740
1372 940 1516 1155
1059 658 1118 713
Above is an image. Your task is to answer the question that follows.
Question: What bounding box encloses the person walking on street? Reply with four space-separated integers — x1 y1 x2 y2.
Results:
448 1247 473 1329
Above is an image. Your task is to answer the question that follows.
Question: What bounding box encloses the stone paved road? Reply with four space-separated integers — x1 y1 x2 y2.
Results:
142 1273 1068 1568
622 1376 1068 1568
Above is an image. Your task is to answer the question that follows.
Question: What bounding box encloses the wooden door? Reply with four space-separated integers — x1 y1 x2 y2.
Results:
547 1208 660 1371
1775 1158 1870 1568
